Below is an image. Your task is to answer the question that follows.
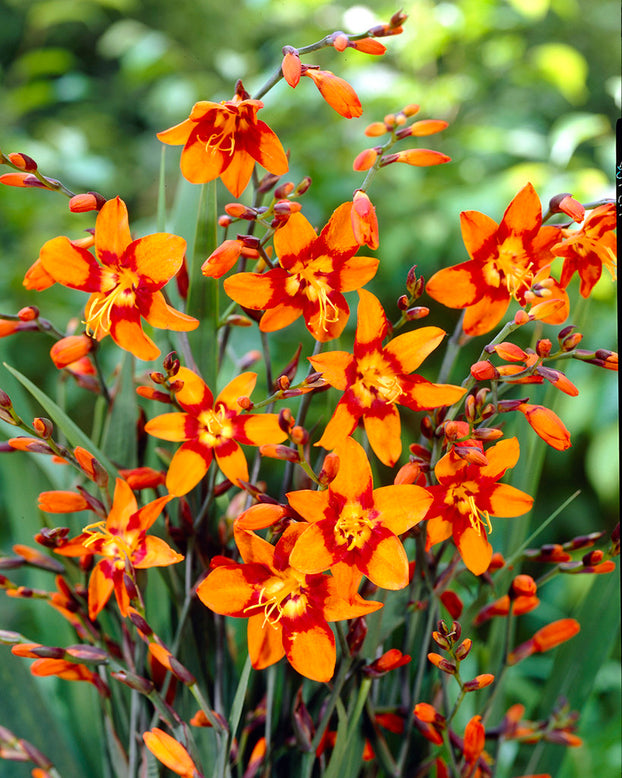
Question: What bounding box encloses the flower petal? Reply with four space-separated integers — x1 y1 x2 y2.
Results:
487 484 533 517
363 405 402 467
286 489 330 523
196 564 259 615
109 306 160 361
95 197 132 267
373 484 433 535
360 529 409 589
165 442 211 496
273 212 318 264
214 441 248 486
314 398 359 451
456 527 492 575
330 437 373 503
126 233 186 287
216 372 257 410
283 618 335 681
384 327 446 373
247 613 285 669
134 536 184 568
308 351 353 390
140 291 199 332
39 237 105 292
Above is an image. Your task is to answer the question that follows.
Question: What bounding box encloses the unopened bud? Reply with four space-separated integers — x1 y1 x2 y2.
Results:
274 181 295 199
318 452 339 485
278 407 295 433
352 147 378 172
454 638 472 661
365 122 389 137
225 203 257 220
332 32 349 52
427 652 456 674
7 152 37 171
432 631 451 650
290 425 308 445
259 444 300 463
405 306 429 320
69 192 106 213
295 176 312 195
463 673 495 691
536 338 552 357
218 214 233 228
111 669 154 695
511 574 537 598
237 395 252 411
32 417 53 439
347 616 367 655
162 352 180 376
397 294 409 310
17 306 39 321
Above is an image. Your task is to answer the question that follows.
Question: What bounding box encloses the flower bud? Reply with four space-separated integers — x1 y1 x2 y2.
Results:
281 47 302 87
7 152 37 172
68 192 106 213
464 673 495 692
17 306 39 321
548 193 585 223
332 32 349 52
365 121 389 137
454 638 472 661
318 452 339 485
511 574 537 598
427 652 456 674
259 444 300 463
353 148 378 171
405 306 430 320
32 417 53 439
536 338 552 357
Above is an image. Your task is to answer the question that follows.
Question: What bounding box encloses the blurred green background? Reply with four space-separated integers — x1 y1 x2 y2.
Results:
0 0 619 776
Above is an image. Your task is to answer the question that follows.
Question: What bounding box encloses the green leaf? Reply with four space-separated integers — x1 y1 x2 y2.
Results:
3 362 119 483
101 351 137 468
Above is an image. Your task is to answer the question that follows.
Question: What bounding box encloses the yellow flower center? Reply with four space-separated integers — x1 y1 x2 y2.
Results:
445 485 492 536
335 502 374 551
483 236 534 298
244 570 308 628
84 268 138 336
197 406 233 447
354 354 403 406
82 520 135 570
201 113 236 158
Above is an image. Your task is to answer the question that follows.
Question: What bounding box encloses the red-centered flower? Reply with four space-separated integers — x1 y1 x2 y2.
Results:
223 203 379 342
287 437 433 589
426 183 568 336
157 81 289 196
143 367 287 496
196 523 382 681
425 438 534 575
37 197 198 360
309 289 466 466
553 203 617 297
55 478 182 619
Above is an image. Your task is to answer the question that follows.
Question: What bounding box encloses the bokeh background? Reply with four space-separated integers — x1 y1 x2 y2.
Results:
0 0 619 776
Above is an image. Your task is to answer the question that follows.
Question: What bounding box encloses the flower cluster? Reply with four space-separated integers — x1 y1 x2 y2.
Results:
0 9 617 778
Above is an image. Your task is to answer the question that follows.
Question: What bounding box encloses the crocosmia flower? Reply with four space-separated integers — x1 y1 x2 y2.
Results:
38 197 198 360
553 202 617 297
287 437 433 589
55 478 181 619
157 81 289 196
144 367 287 496
309 289 466 466
197 522 381 681
424 437 533 575
223 203 379 341
426 183 568 336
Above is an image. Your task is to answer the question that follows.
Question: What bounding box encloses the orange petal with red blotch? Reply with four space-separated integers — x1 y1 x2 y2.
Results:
286 489 330 523
143 728 196 778
246 119 289 175
107 478 137 532
463 293 511 336
501 183 541 237
88 561 115 619
219 149 255 198
216 372 256 410
426 263 479 308
179 127 227 185
95 197 131 266
363 531 409 589
284 619 335 681
128 233 186 286
479 436 520 478
248 613 285 669
460 210 499 260
144 412 191 442
320 201 359 255
402 379 466 410
384 327 446 373
141 291 199 332
39 237 104 292
373 484 433 535
274 212 317 260
308 351 352 390
174 366 213 411
166 444 211 496
314 400 359 451
109 309 160 361
289 522 339 573
426 516 453 547
133 494 173 533
259 303 302 332
305 293 349 342
196 565 256 615
331 437 373 501
235 414 287 446
363 407 402 467
457 527 493 576
215 442 248 486
224 271 282 309
355 289 389 349
338 255 379 292
135 536 184 568
488 484 533 517
23 257 56 290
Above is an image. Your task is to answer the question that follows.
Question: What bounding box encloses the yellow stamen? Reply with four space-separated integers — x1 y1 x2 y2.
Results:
243 574 306 629
465 495 492 536
335 502 373 550
82 520 135 568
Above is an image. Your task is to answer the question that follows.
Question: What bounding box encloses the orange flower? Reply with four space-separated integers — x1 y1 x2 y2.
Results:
38 197 198 360
463 715 486 766
425 438 533 575
287 437 433 589
197 522 381 681
553 203 616 297
224 203 379 342
426 183 568 336
144 367 287 496
55 478 182 619
309 289 465 466
157 81 288 196
143 728 197 778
